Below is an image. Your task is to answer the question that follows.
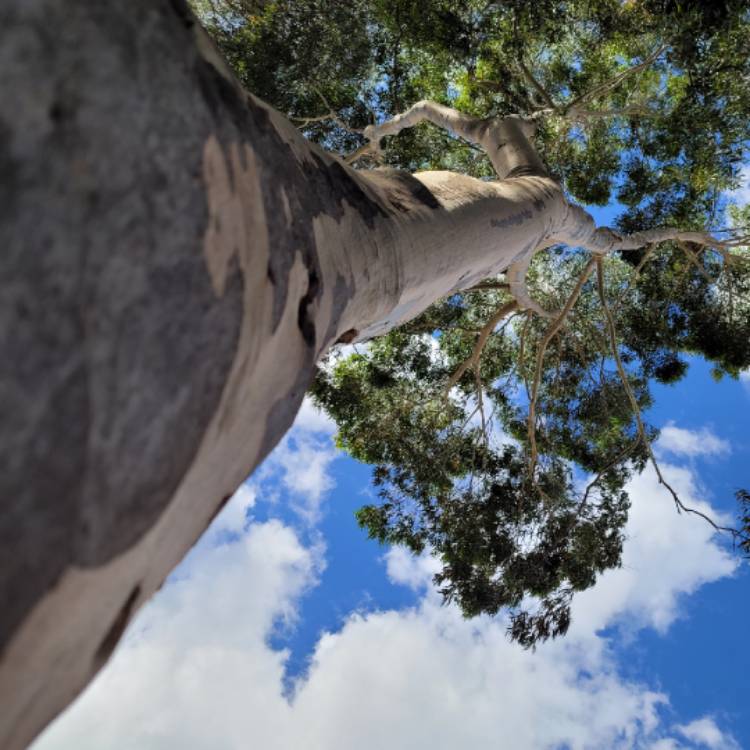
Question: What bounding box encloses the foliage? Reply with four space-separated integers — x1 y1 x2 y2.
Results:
194 0 750 646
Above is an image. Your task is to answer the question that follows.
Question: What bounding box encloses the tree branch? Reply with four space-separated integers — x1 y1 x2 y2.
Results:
566 44 668 110
363 100 486 148
580 438 640 509
462 280 511 293
444 300 519 394
361 100 546 179
291 87 364 135
517 58 559 112
557 202 750 258
506 248 557 319
595 257 741 538
474 363 489 448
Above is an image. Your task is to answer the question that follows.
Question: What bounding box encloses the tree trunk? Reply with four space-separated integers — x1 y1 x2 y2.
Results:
0 2 569 747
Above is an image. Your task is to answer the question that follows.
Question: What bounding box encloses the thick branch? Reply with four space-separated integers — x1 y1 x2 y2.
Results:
362 100 547 179
463 280 511 293
363 100 486 144
552 201 750 259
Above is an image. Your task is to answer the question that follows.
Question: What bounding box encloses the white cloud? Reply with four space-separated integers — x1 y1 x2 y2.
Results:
384 546 441 590
676 717 740 750
33 454 740 750
252 404 340 524
656 423 730 459
207 482 256 537
740 370 750 392
268 434 338 524
292 397 336 435
571 462 737 635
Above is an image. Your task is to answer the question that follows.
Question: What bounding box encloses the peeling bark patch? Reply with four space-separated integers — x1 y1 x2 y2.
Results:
305 155 388 229
491 208 533 229
200 88 382 335
197 72 388 341
94 585 141 668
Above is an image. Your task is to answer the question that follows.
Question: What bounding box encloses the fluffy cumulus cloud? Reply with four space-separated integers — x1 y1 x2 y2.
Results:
253 397 340 525
675 718 740 750
33 427 741 750
656 423 730 459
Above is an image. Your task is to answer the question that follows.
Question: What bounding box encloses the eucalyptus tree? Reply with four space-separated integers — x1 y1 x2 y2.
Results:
2 1 750 748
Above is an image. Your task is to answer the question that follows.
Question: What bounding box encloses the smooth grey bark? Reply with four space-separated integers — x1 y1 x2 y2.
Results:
0 3 579 748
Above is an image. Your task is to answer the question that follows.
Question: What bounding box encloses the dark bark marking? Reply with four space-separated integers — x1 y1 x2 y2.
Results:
491 208 533 229
297 268 320 347
505 165 541 179
195 59 247 129
336 328 359 344
93 584 141 668
166 0 195 28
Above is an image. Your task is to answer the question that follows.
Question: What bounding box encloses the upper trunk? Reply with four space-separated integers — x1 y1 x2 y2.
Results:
0 2 567 747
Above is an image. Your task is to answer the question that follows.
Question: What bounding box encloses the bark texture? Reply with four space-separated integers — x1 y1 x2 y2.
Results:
0 3 576 747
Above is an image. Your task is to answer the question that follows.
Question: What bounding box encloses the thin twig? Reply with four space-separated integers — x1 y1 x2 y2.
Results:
444 300 519 395
518 58 559 111
595 256 740 537
474 364 489 448
528 258 597 477
612 243 658 312
518 312 532 402
580 438 640 509
567 44 667 110
677 240 721 284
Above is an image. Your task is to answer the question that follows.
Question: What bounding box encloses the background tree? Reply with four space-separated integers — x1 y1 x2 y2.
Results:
2 1 749 747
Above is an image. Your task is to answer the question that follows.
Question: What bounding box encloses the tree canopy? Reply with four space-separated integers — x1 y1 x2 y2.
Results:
194 0 750 646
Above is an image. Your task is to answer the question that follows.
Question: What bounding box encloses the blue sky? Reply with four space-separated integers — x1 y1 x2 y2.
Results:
32 354 750 749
